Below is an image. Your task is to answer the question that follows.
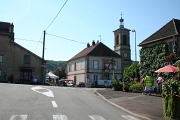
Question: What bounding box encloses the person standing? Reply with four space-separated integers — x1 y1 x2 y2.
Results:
144 73 153 95
141 75 145 94
157 74 163 94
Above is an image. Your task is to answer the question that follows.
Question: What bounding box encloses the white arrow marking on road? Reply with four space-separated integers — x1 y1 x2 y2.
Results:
53 114 69 120
121 115 140 120
10 115 27 120
31 86 54 97
89 115 106 120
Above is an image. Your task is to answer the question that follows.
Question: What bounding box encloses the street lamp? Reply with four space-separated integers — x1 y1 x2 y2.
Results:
132 29 137 79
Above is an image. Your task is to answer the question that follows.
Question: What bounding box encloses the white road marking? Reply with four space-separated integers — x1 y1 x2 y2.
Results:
52 101 58 107
53 114 69 120
10 115 27 120
31 86 54 97
121 115 140 120
89 115 106 120
62 87 67 89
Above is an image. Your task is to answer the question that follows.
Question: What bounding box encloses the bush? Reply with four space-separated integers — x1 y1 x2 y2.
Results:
112 79 123 91
162 80 180 119
129 82 142 92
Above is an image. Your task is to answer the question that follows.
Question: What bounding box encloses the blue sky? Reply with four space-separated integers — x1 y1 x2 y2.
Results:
1 0 180 61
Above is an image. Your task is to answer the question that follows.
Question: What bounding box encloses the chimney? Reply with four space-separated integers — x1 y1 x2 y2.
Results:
10 23 14 41
10 23 14 33
87 43 90 47
92 40 95 46
97 40 99 43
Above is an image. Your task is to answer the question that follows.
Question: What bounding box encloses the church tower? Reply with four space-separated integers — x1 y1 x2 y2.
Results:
113 13 131 69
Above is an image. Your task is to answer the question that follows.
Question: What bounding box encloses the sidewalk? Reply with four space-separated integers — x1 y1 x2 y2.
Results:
96 89 171 120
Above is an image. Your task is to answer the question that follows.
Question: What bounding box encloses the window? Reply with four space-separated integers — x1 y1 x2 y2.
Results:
68 65 70 72
93 60 99 69
123 35 127 45
169 41 175 53
74 63 77 71
0 69 2 77
116 35 119 45
0 55 3 63
114 61 117 70
80 61 84 70
24 55 31 64
20 69 32 79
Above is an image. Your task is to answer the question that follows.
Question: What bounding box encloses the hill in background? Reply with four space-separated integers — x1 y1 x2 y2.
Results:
46 60 67 72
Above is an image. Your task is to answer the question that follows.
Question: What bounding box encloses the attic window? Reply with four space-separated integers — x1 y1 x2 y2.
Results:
24 55 31 64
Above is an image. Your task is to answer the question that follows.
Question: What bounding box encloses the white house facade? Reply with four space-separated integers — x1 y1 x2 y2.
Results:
67 41 122 84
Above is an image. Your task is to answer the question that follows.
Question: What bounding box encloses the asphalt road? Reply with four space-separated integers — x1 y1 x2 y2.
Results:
0 83 141 120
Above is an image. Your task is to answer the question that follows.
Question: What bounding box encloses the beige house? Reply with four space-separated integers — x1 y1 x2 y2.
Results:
139 18 180 51
0 22 45 84
138 18 180 76
67 41 122 84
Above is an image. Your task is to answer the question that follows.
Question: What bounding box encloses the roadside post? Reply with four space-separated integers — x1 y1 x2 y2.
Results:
104 61 110 90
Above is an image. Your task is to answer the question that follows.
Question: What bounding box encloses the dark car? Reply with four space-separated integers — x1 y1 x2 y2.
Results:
76 82 85 87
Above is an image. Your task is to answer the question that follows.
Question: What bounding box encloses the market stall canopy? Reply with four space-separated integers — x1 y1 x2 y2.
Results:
155 65 178 73
46 72 59 79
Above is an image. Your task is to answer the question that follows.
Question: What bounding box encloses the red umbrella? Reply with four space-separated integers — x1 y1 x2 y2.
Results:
155 65 178 73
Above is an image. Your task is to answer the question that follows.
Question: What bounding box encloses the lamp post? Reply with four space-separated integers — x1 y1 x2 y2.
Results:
132 30 137 79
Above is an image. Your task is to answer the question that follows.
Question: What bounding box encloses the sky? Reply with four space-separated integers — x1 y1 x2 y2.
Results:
1 0 180 61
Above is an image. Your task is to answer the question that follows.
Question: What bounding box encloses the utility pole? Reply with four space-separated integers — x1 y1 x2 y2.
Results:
111 58 115 79
41 30 46 84
42 30 46 62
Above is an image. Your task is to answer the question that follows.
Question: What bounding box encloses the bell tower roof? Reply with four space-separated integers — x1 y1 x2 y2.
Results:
119 12 124 28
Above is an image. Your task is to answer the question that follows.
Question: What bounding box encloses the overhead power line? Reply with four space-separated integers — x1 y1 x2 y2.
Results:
15 38 41 43
34 32 44 52
45 0 68 30
46 33 86 44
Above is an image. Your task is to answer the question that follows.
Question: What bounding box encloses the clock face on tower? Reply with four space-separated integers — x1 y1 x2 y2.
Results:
124 53 128 58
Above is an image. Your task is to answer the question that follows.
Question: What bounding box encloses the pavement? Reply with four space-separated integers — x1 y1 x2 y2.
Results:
95 89 172 120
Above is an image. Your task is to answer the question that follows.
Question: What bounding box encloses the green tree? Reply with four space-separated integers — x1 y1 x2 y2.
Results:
53 67 66 79
123 63 140 82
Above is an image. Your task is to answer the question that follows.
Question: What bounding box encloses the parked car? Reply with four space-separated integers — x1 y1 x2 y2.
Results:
45 79 50 86
76 82 85 87
67 81 74 87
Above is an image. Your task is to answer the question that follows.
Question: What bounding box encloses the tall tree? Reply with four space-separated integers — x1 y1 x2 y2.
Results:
53 67 66 79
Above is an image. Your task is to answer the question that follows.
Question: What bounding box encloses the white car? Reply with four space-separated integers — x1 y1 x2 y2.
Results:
67 81 74 87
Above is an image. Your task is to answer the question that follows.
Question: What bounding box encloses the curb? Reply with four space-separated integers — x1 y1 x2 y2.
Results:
94 90 152 120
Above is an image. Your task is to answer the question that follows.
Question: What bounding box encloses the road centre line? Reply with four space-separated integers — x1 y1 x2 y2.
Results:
10 115 27 120
52 101 58 107
53 114 69 120
121 115 140 120
89 115 106 120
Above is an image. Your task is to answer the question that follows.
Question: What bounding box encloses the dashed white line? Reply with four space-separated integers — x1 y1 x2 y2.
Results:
10 115 27 120
121 115 140 120
52 101 58 107
53 114 69 120
89 115 106 120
